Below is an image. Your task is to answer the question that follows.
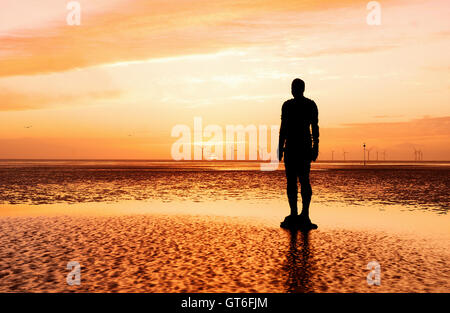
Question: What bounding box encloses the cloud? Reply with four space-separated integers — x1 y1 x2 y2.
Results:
342 116 450 135
372 115 404 119
0 88 122 111
321 116 450 159
339 116 450 137
303 45 400 58
0 0 376 77
0 136 171 159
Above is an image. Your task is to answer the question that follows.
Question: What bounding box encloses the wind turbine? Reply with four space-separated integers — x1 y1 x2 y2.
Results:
367 147 373 163
202 145 213 161
363 143 366 166
343 150 348 161
193 142 207 160
259 145 268 161
331 150 335 161
413 148 419 161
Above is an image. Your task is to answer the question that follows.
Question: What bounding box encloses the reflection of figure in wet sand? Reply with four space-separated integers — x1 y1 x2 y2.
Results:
279 78 319 230
284 230 314 292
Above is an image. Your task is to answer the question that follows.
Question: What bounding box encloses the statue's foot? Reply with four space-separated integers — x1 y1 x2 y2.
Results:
298 214 318 230
280 214 318 230
280 214 298 229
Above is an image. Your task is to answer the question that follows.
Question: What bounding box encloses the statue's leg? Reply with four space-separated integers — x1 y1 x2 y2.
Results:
299 161 312 218
285 161 298 216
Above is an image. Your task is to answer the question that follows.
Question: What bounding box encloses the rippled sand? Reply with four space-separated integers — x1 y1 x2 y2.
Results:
0 213 448 293
0 161 448 292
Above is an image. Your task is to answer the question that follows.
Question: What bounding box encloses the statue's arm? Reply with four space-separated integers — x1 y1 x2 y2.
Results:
311 102 319 161
278 103 287 161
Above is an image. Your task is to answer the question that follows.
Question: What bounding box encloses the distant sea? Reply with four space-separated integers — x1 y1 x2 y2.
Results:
0 160 448 213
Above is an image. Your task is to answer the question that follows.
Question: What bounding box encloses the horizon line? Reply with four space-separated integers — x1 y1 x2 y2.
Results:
0 159 449 163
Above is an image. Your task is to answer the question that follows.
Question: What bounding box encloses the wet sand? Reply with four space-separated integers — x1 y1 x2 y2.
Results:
0 202 449 293
0 161 448 292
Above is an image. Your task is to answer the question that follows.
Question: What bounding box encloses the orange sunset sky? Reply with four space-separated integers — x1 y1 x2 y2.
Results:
0 0 449 160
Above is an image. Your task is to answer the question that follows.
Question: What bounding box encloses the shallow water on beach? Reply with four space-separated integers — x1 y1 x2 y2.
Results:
0 160 448 213
0 160 449 293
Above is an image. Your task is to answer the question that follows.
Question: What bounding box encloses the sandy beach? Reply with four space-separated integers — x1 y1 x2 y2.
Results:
0 200 449 293
0 161 449 293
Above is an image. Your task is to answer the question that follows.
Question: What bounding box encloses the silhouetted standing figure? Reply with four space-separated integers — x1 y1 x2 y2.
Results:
279 78 319 229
